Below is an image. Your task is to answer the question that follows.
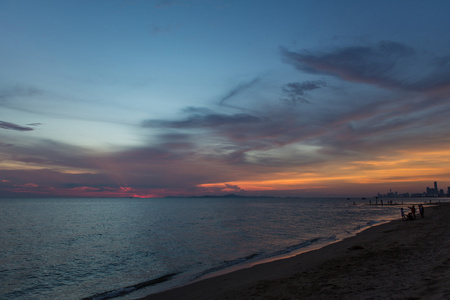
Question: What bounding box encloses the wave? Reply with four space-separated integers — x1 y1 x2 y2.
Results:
193 235 338 281
264 235 337 259
80 237 337 299
81 272 179 300
352 220 382 231
194 253 261 279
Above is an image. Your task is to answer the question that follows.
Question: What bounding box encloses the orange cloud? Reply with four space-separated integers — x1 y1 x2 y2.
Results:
198 149 450 193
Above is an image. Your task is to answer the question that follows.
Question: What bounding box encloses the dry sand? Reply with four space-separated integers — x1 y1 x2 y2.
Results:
139 202 450 300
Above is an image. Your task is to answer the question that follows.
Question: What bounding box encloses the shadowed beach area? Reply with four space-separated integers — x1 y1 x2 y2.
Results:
139 202 450 300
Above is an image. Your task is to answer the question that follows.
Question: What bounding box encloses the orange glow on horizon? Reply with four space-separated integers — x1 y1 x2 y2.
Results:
2 148 450 197
199 149 450 192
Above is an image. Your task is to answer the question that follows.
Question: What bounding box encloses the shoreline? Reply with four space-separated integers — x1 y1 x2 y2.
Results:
190 217 393 283
138 202 450 299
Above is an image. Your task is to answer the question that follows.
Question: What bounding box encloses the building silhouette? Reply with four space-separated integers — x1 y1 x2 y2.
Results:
377 181 450 198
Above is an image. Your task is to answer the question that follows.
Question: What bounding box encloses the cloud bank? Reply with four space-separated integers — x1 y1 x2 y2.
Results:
2 40 450 197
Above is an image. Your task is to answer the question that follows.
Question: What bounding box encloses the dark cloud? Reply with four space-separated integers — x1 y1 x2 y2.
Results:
202 184 245 194
218 78 261 106
281 41 418 89
0 121 34 131
182 106 214 114
141 105 329 166
285 41 411 82
142 112 263 129
142 109 280 164
280 40 450 111
281 80 326 105
224 184 244 192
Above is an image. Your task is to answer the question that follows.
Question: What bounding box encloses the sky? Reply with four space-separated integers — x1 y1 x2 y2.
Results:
1 0 450 198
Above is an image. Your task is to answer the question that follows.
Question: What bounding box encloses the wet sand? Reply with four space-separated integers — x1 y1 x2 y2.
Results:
139 202 450 300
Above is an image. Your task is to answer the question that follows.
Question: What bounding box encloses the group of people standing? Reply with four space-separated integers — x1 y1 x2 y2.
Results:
401 204 424 220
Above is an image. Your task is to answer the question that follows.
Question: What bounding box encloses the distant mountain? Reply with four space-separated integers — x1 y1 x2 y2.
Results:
165 194 276 199
193 193 242 198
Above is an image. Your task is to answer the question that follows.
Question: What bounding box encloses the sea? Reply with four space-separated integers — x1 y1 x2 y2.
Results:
0 196 436 300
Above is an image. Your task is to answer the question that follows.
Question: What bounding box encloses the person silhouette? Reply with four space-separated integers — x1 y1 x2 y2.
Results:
408 205 416 220
401 208 407 221
418 204 424 218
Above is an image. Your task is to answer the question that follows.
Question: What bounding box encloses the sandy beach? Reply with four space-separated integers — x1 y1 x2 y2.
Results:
139 202 450 300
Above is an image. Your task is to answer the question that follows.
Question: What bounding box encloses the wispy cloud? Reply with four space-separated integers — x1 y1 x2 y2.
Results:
281 40 450 93
218 78 261 108
281 80 326 105
0 121 34 132
0 86 43 104
142 111 263 129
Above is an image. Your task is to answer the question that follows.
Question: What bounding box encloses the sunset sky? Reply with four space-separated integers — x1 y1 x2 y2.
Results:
1 0 450 198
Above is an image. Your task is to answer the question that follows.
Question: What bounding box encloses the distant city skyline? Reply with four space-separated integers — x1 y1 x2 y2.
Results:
377 181 450 198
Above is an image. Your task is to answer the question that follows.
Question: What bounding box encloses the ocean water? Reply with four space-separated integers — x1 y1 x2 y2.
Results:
0 197 425 300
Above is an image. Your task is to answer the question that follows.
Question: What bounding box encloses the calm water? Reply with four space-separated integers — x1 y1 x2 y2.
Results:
0 197 420 299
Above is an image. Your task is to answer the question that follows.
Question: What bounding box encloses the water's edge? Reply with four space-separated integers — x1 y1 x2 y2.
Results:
116 218 396 300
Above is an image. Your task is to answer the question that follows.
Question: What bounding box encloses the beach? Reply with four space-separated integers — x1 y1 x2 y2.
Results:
139 202 450 300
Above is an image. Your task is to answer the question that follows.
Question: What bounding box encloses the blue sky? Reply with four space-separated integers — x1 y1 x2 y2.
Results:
1 0 450 197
